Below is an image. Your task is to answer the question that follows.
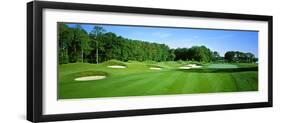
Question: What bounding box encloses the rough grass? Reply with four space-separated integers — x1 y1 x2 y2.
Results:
58 62 258 99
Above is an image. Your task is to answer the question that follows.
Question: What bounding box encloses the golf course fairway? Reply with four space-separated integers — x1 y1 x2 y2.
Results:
58 61 258 99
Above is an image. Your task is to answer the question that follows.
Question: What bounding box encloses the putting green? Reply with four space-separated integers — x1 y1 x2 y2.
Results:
207 64 238 69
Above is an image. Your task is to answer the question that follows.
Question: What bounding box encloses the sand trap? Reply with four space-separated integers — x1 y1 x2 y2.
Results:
179 64 202 69
179 66 191 69
190 65 202 68
75 76 106 81
150 67 162 70
187 64 196 67
107 65 126 68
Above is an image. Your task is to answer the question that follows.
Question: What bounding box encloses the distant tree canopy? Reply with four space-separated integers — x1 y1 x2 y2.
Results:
58 23 258 64
174 46 213 62
224 51 258 63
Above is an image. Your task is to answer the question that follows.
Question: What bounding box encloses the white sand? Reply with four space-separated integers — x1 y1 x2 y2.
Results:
75 76 106 81
192 66 202 68
187 64 196 67
150 67 162 70
107 65 126 68
179 66 191 69
179 64 202 69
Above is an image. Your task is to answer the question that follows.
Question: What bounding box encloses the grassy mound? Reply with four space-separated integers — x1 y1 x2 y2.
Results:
102 59 127 67
143 60 157 64
185 61 204 66
147 64 163 68
127 60 141 63
176 60 186 64
176 60 204 66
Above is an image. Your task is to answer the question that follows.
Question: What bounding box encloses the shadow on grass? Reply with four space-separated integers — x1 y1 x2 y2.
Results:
177 67 258 73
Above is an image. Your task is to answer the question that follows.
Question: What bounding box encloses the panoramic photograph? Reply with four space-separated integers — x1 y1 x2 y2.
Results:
58 23 258 99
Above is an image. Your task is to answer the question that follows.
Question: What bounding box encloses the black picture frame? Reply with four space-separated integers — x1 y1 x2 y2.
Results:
27 1 273 122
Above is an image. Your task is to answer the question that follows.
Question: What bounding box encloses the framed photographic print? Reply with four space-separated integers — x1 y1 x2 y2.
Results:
27 1 273 122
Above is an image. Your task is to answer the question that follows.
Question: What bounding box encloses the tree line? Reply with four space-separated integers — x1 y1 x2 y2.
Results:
59 23 172 64
58 23 257 64
224 51 258 63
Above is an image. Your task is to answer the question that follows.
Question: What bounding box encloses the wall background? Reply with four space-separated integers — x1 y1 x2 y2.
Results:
0 0 279 122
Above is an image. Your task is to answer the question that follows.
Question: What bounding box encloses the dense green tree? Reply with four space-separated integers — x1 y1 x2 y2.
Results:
89 26 106 64
212 51 220 61
168 49 176 61
58 23 73 64
224 51 236 62
174 46 212 62
174 48 189 61
58 23 90 63
190 46 212 62
58 24 257 64
224 51 256 63
245 52 255 62
75 24 91 63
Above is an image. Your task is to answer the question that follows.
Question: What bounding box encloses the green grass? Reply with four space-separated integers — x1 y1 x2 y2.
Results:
101 59 127 67
207 64 238 68
58 62 258 99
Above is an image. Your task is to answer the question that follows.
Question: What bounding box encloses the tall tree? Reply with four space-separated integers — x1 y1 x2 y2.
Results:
58 23 73 64
212 51 220 61
224 51 257 63
224 51 236 62
90 26 106 64
72 24 91 63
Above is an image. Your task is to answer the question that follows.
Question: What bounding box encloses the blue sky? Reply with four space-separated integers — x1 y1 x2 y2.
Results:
66 23 258 57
